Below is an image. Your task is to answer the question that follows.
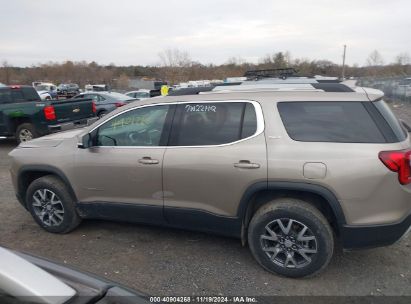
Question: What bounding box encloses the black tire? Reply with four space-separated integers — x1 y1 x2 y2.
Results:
248 198 334 278
16 123 39 144
26 175 81 233
98 110 107 118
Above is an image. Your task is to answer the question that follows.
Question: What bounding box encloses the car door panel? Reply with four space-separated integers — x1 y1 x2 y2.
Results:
72 104 174 223
162 101 267 225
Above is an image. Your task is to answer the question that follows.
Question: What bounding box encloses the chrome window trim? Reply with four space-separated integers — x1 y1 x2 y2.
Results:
87 99 265 149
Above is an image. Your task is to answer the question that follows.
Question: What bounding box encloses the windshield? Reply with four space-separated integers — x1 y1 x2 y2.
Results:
135 92 150 98
35 85 49 91
105 92 134 101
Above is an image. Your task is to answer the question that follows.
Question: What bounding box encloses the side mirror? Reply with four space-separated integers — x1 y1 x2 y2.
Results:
400 120 411 133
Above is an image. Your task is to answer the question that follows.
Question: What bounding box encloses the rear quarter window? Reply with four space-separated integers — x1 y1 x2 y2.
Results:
374 100 407 142
278 101 386 143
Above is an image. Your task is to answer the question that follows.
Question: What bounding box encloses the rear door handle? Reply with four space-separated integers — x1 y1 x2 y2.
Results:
138 157 159 165
234 160 260 169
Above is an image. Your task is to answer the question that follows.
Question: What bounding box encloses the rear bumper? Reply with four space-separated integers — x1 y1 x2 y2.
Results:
341 213 411 249
48 117 98 133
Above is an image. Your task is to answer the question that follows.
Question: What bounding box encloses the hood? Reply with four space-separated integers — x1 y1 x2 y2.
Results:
18 129 85 148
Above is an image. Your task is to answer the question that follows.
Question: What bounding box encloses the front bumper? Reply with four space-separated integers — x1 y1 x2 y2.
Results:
341 213 411 249
48 117 99 133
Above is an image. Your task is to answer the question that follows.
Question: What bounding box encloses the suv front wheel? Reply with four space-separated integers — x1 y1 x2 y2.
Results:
248 198 334 278
26 175 82 233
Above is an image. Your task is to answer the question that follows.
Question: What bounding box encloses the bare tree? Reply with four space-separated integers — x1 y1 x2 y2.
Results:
395 52 411 65
116 74 130 90
158 48 193 84
2 60 12 84
366 50 384 66
158 48 192 68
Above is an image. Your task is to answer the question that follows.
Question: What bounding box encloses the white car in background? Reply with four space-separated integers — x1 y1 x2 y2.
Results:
34 82 58 100
36 91 52 100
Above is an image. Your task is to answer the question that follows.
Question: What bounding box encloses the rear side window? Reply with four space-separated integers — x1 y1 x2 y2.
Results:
171 102 258 146
0 87 40 103
21 87 40 101
278 102 386 143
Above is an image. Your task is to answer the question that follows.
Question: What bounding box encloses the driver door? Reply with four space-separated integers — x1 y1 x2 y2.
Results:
73 104 175 224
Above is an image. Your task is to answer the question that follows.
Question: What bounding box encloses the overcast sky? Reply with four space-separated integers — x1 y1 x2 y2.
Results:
0 0 410 67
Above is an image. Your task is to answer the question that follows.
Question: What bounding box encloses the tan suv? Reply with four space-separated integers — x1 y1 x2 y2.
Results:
9 83 411 277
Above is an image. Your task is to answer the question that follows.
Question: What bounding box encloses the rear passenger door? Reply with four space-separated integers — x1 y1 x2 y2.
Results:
162 100 267 235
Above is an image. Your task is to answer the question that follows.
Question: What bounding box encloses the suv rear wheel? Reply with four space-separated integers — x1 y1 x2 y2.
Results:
26 175 81 233
248 198 334 278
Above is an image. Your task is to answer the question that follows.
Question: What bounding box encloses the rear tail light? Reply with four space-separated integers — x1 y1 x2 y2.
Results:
379 150 411 185
43 105 56 121
10 85 21 89
92 101 96 113
115 102 126 107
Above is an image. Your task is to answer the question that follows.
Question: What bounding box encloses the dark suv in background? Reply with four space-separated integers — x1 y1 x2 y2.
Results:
0 85 97 142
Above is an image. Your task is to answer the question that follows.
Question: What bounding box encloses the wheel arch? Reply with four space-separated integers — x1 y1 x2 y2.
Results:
9 117 33 133
17 165 78 208
238 181 346 245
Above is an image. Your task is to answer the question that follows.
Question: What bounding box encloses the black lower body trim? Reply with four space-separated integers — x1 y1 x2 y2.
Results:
76 202 165 225
341 214 411 249
164 207 242 238
76 202 242 238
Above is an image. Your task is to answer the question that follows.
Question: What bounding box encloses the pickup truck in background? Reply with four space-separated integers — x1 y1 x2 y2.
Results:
0 85 98 143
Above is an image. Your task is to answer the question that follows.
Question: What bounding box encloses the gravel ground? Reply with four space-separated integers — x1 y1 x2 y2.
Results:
0 104 410 297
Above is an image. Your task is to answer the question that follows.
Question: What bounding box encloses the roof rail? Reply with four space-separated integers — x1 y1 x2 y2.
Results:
244 68 298 80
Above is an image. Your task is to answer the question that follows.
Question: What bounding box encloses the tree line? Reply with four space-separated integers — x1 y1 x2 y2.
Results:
1 49 410 88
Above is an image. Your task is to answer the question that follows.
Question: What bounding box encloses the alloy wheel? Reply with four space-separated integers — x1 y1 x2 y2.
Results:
32 189 65 226
19 129 33 142
260 218 318 269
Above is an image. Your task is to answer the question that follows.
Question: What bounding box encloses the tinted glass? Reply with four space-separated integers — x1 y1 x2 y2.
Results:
96 105 169 146
0 89 12 103
174 102 245 146
374 100 407 141
21 87 41 101
278 102 386 143
10 90 25 102
241 103 257 138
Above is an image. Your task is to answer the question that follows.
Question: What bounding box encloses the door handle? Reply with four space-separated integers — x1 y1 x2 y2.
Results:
234 160 260 169
138 157 159 165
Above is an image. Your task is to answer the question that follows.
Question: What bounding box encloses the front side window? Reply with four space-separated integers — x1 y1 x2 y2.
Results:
171 102 258 146
278 101 386 143
96 105 170 146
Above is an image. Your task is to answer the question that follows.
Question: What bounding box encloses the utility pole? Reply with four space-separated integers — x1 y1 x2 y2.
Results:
341 45 347 80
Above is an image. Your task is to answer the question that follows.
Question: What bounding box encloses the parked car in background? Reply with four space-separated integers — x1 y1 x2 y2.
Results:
125 89 151 100
34 82 58 99
73 91 136 117
37 91 52 100
0 85 97 143
0 246 150 304
57 83 80 99
393 77 411 98
85 84 110 92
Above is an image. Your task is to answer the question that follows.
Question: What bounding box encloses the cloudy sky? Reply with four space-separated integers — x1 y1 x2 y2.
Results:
0 0 410 67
